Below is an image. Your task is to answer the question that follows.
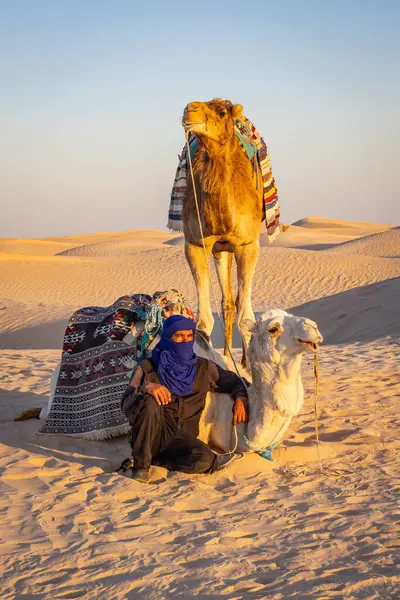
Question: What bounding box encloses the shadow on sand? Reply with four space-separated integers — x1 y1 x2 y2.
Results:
0 389 127 471
212 278 399 348
0 317 69 350
289 277 400 345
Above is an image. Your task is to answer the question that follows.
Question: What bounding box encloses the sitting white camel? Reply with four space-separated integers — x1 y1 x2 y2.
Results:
195 309 323 454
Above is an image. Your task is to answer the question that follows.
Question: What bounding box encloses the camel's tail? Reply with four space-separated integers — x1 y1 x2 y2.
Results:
14 407 42 421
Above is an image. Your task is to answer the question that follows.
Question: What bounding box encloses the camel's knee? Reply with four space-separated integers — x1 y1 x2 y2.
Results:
221 300 236 355
238 315 255 348
221 298 236 314
197 313 214 336
221 301 236 327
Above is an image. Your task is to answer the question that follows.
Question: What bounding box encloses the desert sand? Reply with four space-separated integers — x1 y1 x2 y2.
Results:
0 217 399 599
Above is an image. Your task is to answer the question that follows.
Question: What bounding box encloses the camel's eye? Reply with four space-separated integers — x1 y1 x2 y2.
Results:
268 326 279 335
219 110 226 117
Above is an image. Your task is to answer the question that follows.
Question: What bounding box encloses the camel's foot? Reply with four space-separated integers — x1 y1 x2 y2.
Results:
14 407 42 421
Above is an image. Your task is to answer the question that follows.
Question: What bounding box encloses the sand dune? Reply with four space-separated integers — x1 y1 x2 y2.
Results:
0 248 398 350
291 277 400 344
0 217 399 598
291 215 392 232
58 230 182 257
0 230 182 258
0 238 76 257
267 217 392 250
0 231 124 256
1 222 399 351
325 228 400 258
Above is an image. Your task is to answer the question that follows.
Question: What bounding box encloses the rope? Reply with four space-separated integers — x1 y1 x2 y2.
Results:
313 354 349 478
185 131 250 456
210 424 239 456
243 417 288 461
253 142 259 190
313 354 324 473
242 434 280 461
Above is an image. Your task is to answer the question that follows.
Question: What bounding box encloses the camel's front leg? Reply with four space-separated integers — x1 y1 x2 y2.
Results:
214 251 235 356
234 241 260 363
185 242 214 336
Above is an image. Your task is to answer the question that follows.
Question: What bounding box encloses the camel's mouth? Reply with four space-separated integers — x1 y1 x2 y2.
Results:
182 119 205 130
297 338 320 353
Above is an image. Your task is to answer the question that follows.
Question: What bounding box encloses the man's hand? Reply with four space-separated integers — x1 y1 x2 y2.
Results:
144 382 172 406
232 397 249 425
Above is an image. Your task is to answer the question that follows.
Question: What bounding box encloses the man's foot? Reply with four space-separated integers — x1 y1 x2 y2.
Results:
116 457 134 473
214 453 240 471
131 468 151 483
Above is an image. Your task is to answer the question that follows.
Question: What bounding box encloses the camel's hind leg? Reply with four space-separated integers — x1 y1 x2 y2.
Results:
185 242 214 336
213 251 235 356
234 241 260 366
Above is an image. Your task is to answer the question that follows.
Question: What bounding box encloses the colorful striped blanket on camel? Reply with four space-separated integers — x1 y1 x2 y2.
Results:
168 115 280 243
39 291 195 440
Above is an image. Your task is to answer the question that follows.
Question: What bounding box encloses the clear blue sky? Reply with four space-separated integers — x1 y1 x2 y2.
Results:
1 0 399 237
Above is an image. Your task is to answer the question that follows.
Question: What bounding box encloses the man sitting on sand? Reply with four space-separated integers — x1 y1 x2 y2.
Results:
121 315 248 483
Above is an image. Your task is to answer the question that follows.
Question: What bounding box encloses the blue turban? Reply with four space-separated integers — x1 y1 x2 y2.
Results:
151 315 198 396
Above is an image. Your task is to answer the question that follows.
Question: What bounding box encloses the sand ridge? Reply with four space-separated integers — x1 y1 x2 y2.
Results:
324 228 400 257
0 217 399 598
0 230 183 258
291 216 392 231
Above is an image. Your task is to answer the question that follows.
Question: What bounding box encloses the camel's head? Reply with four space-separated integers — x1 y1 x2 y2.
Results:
182 98 243 143
245 309 323 366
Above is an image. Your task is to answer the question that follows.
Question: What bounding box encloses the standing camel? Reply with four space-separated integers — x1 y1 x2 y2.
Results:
182 99 264 362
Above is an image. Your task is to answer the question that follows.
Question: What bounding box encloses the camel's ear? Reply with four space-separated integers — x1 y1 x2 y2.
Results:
241 318 256 336
232 104 243 118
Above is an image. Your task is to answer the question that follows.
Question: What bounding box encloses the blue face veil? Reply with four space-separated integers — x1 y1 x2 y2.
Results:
151 315 198 396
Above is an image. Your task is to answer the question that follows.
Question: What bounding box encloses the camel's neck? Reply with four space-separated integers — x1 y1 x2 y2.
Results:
193 132 243 192
187 129 261 239
245 354 304 448
197 131 236 160
250 353 303 394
